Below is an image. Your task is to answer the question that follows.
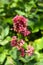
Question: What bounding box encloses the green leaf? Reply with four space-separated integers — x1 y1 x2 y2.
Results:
23 43 28 49
5 56 15 65
15 60 22 65
27 20 34 27
19 57 27 63
10 47 18 60
32 25 39 33
0 36 11 45
38 2 43 12
24 62 35 65
1 26 9 39
34 50 43 61
25 54 35 61
4 26 9 37
0 50 8 64
31 22 39 33
1 29 5 39
15 10 26 16
0 47 4 53
0 0 10 5
4 18 13 24
35 61 43 65
25 37 29 41
28 20 39 33
33 37 43 51
19 54 35 63
39 22 43 30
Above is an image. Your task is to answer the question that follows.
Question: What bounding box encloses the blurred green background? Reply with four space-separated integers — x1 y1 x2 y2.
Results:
0 0 43 65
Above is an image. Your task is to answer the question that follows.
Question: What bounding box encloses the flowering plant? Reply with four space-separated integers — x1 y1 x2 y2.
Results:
11 15 34 57
0 0 43 65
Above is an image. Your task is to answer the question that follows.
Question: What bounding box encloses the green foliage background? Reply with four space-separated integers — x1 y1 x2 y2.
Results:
0 0 43 65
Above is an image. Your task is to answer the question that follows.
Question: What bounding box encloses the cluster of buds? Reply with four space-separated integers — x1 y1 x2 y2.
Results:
11 36 25 57
13 15 30 36
11 36 17 47
25 45 34 56
11 36 34 57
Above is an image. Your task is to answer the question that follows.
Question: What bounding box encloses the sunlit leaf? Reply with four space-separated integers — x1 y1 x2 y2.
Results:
0 50 8 64
33 37 43 51
0 36 11 45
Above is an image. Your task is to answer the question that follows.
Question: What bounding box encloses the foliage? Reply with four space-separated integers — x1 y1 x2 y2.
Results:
0 0 43 65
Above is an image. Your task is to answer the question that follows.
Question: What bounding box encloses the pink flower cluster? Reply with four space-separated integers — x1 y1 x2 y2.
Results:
11 36 34 57
11 36 17 47
11 15 34 57
11 36 25 57
26 45 34 56
13 15 30 36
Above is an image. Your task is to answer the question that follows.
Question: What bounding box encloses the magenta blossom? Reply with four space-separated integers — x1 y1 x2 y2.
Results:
11 36 34 57
26 45 34 56
11 36 17 47
11 37 25 50
12 15 31 36
18 39 25 47
20 48 25 57
16 39 25 50
13 15 28 32
13 15 28 25
21 27 31 36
